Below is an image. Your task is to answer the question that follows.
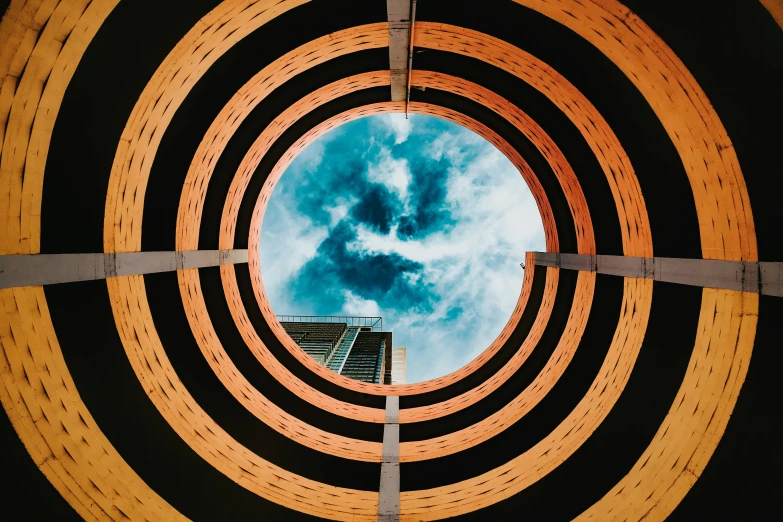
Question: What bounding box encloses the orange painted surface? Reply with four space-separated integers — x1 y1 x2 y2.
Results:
510 1 756 261
227 101 567 401
174 26 389 252
761 0 783 30
508 2 759 516
414 22 651 258
400 278 653 519
0 285 184 520
238 76 596 399
108 275 379 519
241 101 561 403
397 266 559 424
0 0 761 516
411 71 595 256
104 0 313 254
219 262 387 423
171 69 573 418
578 289 758 521
0 0 121 255
399 270 595 460
100 6 384 517
102 26 389 519
0 1 185 519
179 267 383 461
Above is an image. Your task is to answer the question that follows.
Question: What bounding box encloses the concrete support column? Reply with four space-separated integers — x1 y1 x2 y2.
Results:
387 0 411 101
379 396 400 521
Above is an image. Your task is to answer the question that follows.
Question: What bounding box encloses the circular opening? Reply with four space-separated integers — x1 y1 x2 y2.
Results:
259 113 545 383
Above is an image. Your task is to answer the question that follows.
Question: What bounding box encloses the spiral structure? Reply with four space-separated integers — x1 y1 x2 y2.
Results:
1 1 781 520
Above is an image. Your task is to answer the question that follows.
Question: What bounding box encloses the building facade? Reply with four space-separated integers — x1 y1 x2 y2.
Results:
279 316 404 385
391 346 407 385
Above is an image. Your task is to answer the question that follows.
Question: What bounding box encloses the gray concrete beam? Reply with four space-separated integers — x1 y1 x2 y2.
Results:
0 250 248 289
378 395 400 522
531 252 781 296
387 0 411 102
760 262 782 297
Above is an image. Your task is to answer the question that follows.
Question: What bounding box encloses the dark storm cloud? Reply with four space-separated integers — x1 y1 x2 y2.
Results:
282 116 471 317
289 221 434 313
285 116 464 241
288 121 407 235
396 155 457 239
292 156 367 227
350 184 401 234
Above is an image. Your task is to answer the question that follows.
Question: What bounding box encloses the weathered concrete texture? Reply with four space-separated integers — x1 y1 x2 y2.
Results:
0 250 248 289
379 396 401 521
532 252 782 296
760 262 782 297
387 0 411 101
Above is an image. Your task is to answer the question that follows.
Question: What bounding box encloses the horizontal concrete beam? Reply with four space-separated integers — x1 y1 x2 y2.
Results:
532 252 782 297
387 0 411 101
0 250 248 289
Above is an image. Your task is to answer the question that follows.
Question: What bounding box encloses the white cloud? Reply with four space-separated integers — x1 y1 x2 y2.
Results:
324 198 354 227
366 148 411 202
376 113 412 145
340 290 382 317
259 196 328 315
349 140 544 382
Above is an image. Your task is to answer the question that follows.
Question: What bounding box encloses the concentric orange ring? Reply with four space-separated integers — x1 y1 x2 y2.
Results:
0 1 776 520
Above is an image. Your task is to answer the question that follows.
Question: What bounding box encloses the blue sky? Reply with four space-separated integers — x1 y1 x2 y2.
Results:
259 114 545 383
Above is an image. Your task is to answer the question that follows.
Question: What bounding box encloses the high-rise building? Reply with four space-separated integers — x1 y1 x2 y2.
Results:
279 316 399 384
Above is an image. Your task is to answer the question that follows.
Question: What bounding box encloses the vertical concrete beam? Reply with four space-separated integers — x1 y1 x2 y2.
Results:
387 0 411 101
379 396 400 522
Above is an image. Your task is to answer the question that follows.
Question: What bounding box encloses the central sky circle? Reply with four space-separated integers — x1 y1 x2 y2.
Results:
259 114 545 383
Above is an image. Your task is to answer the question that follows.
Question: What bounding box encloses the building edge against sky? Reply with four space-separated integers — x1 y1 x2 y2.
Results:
278 316 406 385
391 346 407 385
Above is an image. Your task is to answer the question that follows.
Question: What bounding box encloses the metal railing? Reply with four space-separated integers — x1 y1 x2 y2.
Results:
276 315 383 331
